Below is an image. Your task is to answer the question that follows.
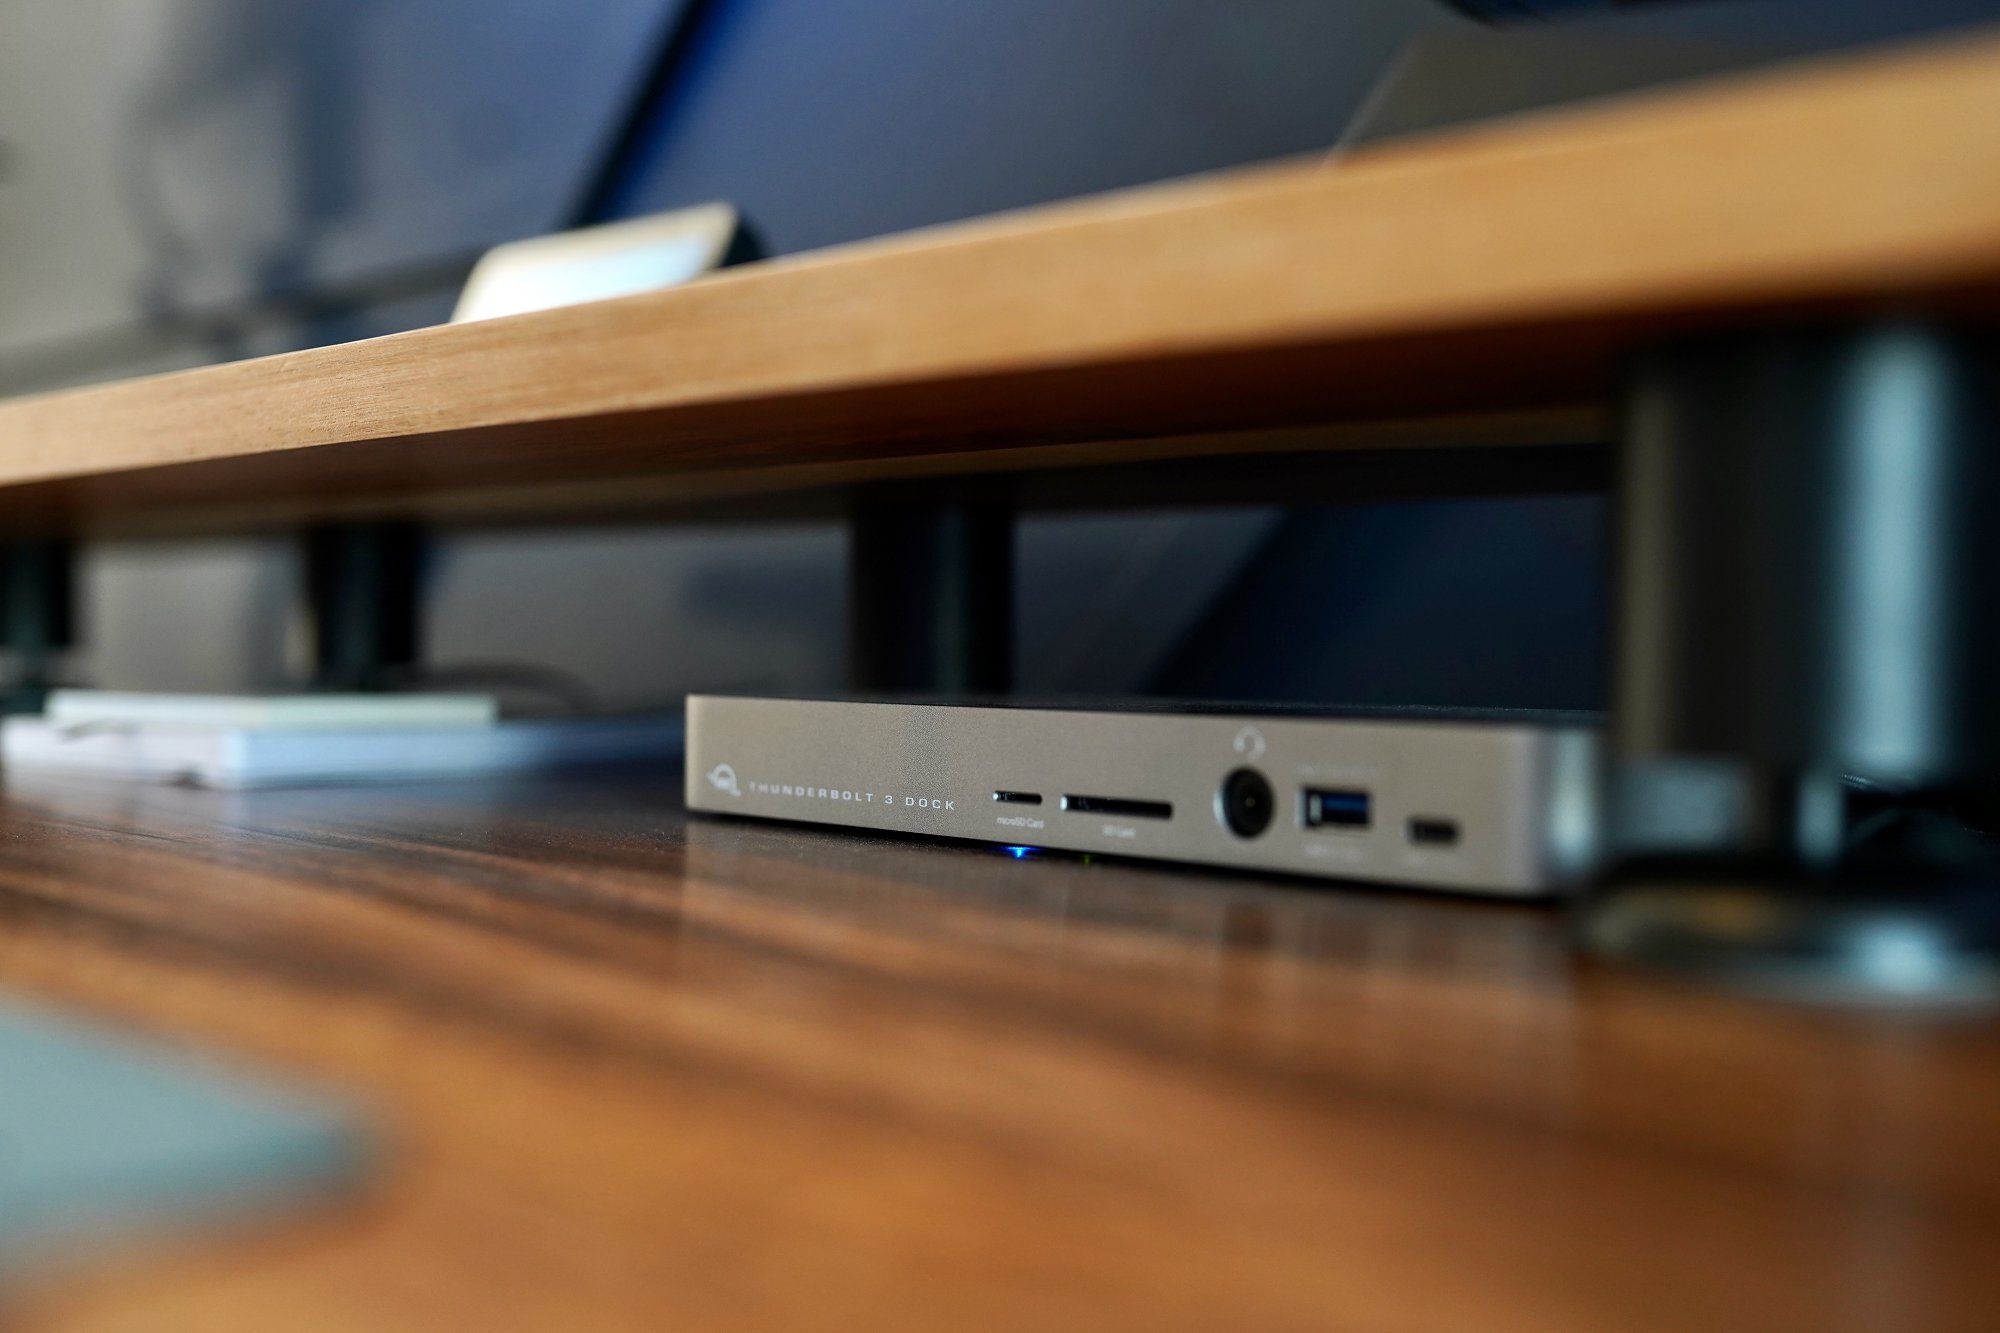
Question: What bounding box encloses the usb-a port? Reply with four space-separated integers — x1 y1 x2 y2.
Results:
1302 787 1371 830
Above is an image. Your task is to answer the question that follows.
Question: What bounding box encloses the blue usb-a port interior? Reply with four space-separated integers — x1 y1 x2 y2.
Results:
1302 787 1371 830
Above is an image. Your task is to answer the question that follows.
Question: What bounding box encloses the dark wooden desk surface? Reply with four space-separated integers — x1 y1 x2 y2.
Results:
0 769 1995 1330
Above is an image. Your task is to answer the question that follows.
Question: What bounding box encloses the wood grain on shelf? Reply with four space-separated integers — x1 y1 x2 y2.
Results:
4 32 2000 532
0 773 1995 1331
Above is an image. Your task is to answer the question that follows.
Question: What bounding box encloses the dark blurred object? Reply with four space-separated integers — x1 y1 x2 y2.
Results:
1353 0 2000 146
1585 326 2000 1002
1448 0 1726 18
1445 0 1978 22
0 540 75 714
565 0 730 229
306 523 426 693
1615 328 2000 824
848 493 1013 696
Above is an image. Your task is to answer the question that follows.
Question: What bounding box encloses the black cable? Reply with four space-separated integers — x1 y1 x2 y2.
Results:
565 0 735 230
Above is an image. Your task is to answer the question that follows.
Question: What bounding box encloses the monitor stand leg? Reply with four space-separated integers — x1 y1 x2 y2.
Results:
304 522 425 693
1582 323 2000 1003
0 538 74 714
847 490 1012 695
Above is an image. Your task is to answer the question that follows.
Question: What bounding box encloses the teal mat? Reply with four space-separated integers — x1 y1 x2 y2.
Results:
0 995 366 1277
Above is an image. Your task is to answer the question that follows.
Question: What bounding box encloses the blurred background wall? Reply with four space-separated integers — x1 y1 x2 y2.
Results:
0 0 1636 711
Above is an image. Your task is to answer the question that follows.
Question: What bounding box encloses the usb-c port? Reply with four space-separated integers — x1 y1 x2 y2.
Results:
1407 817 1460 847
992 790 1043 805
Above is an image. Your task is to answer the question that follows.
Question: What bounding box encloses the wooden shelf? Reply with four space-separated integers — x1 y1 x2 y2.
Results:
2 772 1996 1331
5 30 2000 534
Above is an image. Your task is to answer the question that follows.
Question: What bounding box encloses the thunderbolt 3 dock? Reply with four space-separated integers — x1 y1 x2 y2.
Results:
686 697 1601 896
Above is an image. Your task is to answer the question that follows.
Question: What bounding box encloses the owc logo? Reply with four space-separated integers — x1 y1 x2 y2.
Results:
705 764 741 797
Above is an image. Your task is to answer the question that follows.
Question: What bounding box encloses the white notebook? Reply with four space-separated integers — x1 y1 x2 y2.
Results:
1 714 682 789
44 690 498 732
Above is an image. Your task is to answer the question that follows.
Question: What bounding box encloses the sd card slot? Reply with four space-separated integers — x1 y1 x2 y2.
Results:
1062 794 1172 820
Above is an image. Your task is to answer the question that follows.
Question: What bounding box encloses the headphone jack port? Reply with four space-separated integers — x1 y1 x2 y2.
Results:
1219 768 1275 838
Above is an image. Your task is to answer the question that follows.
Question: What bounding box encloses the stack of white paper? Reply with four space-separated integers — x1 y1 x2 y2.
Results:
3 692 680 789
43 690 499 732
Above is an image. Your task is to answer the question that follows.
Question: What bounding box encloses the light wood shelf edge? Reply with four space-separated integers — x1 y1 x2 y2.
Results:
2 29 1999 533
